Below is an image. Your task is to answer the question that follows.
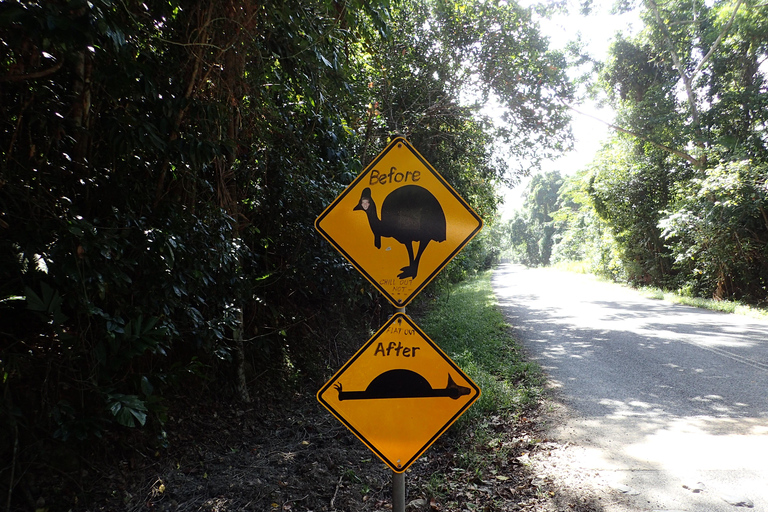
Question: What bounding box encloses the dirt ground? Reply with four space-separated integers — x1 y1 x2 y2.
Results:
20 384 630 512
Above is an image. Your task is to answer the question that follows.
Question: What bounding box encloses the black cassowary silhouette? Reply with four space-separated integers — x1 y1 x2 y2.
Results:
354 185 446 279
333 369 471 401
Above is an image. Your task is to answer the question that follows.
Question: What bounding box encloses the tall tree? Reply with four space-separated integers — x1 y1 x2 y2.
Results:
595 0 765 167
431 0 576 176
505 171 564 266
588 138 676 284
587 0 768 293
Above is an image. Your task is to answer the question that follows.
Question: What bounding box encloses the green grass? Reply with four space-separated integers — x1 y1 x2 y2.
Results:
407 272 544 484
640 286 768 320
552 259 591 274
413 271 543 425
549 263 768 320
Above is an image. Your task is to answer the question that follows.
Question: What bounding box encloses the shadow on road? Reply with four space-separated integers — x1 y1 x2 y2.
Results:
492 264 768 512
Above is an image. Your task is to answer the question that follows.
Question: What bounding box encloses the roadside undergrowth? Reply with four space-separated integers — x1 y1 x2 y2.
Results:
412 271 545 482
639 286 768 320
553 260 768 320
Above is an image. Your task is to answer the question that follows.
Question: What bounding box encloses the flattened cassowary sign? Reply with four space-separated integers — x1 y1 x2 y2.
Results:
317 313 480 473
315 137 483 307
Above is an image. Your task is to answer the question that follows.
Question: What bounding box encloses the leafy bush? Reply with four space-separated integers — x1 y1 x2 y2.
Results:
660 160 768 301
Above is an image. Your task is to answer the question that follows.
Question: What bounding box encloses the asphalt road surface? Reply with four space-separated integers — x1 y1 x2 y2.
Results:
492 264 768 512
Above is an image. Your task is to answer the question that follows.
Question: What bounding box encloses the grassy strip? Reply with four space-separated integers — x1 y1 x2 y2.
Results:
553 260 768 320
639 286 768 320
413 270 543 427
406 271 545 500
551 259 591 274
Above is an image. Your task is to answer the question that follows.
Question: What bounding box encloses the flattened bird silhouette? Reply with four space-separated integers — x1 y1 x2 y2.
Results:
354 185 446 279
333 369 471 401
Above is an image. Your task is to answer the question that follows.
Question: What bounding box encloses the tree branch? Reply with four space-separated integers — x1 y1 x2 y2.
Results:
562 101 702 167
646 0 701 130
692 0 745 77
0 61 63 82
647 0 687 79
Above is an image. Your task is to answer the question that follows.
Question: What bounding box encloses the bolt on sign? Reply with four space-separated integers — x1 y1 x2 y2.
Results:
317 313 480 473
315 137 483 307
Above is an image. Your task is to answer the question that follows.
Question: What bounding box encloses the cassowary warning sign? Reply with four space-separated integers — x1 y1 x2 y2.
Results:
317 313 480 473
315 137 482 307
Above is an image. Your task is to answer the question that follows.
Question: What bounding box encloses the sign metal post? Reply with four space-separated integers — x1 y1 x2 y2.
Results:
393 469 405 512
393 305 406 512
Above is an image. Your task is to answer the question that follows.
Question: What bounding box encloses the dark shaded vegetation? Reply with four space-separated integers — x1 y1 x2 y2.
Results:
0 0 574 509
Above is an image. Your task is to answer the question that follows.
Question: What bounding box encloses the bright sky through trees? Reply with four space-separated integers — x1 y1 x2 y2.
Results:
500 2 640 216
543 4 640 166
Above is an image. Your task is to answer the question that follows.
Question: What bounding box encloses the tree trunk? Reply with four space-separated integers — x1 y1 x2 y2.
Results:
221 2 250 403
233 306 251 403
72 49 92 162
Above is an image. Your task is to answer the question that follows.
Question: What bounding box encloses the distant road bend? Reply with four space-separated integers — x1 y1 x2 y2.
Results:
492 264 768 512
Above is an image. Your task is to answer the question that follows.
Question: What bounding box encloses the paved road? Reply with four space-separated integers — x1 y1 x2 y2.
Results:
492 264 768 512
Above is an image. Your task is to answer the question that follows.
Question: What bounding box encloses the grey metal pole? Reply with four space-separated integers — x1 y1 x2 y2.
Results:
393 471 405 512
393 305 406 512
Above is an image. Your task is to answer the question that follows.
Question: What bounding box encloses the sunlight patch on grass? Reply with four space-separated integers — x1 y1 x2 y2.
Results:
552 259 591 274
639 286 768 320
415 272 543 425
553 266 768 320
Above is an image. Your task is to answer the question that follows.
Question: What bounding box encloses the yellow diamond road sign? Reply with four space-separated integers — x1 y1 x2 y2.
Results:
317 313 480 473
315 137 483 307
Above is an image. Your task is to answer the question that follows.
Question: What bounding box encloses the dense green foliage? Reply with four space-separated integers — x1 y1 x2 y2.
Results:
501 169 621 274
502 170 564 266
659 160 768 298
502 0 767 304
589 0 768 299
1 0 373 447
0 0 573 507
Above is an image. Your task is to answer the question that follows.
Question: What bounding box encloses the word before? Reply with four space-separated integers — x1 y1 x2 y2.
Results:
373 341 420 357
369 166 421 186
